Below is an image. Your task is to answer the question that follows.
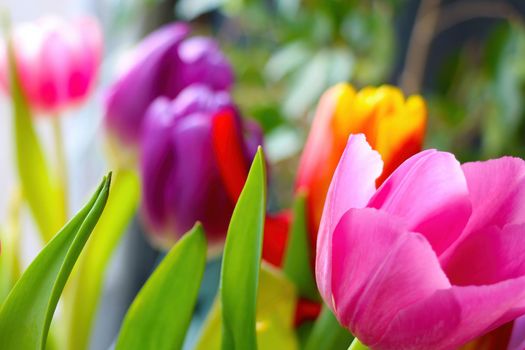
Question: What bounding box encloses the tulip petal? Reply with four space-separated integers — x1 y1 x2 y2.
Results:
212 108 249 202
105 24 189 143
460 321 514 350
262 212 291 267
178 37 234 92
368 150 471 255
328 208 451 345
374 95 426 184
509 316 525 350
379 277 525 350
315 134 383 303
461 157 525 234
165 112 232 244
140 98 177 235
443 223 525 286
296 85 348 238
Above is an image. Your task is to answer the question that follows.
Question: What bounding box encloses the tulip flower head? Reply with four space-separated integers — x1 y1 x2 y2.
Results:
140 84 262 249
316 134 525 350
296 84 426 250
104 23 234 146
0 16 102 113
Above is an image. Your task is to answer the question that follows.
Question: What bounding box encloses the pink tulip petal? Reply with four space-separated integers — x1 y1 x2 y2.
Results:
368 150 471 255
13 22 45 107
315 134 383 303
461 157 525 234
329 208 450 346
329 208 408 320
67 17 102 103
443 223 525 286
332 208 450 343
379 277 525 350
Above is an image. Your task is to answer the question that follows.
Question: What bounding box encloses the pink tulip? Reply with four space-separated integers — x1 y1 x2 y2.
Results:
316 134 525 350
0 16 102 113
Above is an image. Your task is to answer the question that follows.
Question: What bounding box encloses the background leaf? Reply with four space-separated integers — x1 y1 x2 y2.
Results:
66 169 140 350
282 192 319 301
0 188 22 303
0 175 111 349
304 305 354 350
6 36 65 242
220 147 267 350
196 265 298 350
115 223 207 350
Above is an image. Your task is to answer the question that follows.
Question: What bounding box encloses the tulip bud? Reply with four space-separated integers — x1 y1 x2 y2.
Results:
296 83 426 249
140 84 262 249
104 23 234 146
0 16 102 113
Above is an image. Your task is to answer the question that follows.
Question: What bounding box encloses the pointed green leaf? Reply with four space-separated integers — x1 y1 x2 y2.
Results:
6 36 65 242
196 265 298 350
66 169 140 350
282 191 319 301
348 338 368 350
116 224 207 350
0 175 111 349
220 147 267 350
304 305 354 350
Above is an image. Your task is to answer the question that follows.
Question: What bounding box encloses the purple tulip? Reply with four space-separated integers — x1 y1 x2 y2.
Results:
140 84 262 249
104 23 234 145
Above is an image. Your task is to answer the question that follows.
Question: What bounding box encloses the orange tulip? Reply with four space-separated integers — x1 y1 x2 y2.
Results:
296 83 426 250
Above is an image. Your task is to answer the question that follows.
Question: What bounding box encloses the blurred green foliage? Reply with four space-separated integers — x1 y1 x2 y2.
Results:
178 0 401 126
427 22 525 161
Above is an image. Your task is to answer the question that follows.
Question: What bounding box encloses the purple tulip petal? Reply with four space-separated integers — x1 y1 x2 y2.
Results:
105 23 189 144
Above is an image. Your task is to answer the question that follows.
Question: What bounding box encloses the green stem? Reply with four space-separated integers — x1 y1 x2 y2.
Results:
52 116 68 220
304 305 354 350
348 338 369 350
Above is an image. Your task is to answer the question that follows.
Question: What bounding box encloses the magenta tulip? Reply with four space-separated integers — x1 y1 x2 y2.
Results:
104 23 234 145
316 134 525 350
0 16 102 113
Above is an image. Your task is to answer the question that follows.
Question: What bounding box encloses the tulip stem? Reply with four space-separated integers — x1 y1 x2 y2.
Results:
348 338 369 350
52 116 68 221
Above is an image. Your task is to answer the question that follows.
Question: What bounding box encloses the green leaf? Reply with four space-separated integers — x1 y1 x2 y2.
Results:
0 188 23 302
348 338 368 350
282 191 319 301
220 147 267 350
0 174 111 349
115 224 207 350
6 35 65 242
196 265 298 350
304 305 354 350
66 169 140 350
